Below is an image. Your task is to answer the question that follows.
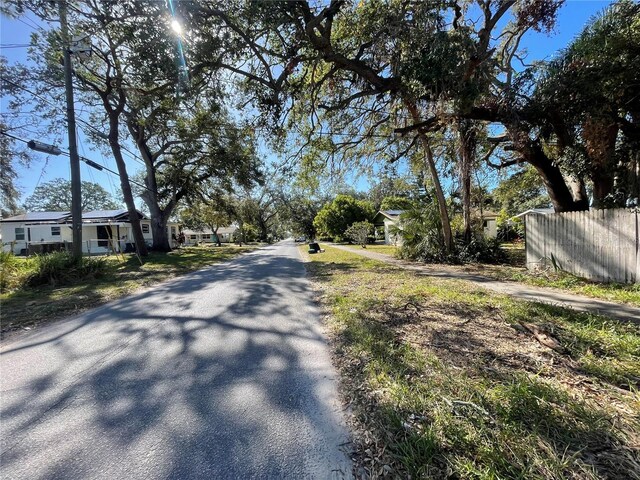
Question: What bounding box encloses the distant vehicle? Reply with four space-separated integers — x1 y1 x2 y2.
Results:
294 237 306 243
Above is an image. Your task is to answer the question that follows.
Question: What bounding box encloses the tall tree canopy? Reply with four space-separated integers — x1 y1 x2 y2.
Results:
314 194 375 241
6 0 262 252
23 178 121 212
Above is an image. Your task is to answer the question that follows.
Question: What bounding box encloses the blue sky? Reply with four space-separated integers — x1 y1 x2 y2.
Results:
0 1 614 207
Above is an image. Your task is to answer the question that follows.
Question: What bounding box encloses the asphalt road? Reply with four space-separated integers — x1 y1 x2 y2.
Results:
0 242 352 479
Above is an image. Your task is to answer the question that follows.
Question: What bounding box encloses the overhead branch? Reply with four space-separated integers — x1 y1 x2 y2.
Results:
318 88 378 112
394 117 440 135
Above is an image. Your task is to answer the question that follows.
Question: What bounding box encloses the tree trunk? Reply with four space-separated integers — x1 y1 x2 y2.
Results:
259 221 268 243
457 119 475 243
508 126 587 213
146 204 171 252
567 176 590 210
584 119 618 208
406 103 454 252
127 117 175 252
108 114 148 256
211 225 222 246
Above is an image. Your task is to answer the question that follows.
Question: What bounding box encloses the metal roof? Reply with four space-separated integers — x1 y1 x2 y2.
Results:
82 209 129 219
382 210 404 216
82 209 146 220
1 211 70 222
512 207 554 219
2 209 147 223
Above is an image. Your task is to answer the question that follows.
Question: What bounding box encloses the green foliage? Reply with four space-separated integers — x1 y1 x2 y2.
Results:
496 210 525 241
313 195 375 241
345 221 373 247
367 175 418 210
0 119 25 216
278 192 325 239
23 178 121 212
397 202 506 264
233 223 259 244
0 251 29 291
304 246 638 479
180 200 231 241
396 201 448 263
529 0 640 206
492 166 550 218
2 251 110 291
379 196 414 211
454 236 507 264
26 252 108 287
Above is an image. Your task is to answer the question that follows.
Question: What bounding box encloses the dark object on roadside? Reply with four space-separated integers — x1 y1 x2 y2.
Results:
308 242 325 254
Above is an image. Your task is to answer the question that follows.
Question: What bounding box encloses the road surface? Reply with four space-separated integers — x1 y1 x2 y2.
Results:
1 242 352 479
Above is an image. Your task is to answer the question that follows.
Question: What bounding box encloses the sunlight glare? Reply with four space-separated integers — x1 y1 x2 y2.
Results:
171 19 183 35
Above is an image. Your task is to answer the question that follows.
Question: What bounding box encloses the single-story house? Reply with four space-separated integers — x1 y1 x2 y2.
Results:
371 209 499 243
181 226 237 245
372 210 404 245
1 210 179 255
479 210 499 239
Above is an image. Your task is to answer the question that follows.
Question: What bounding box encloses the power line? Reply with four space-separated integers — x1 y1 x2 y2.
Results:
14 16 41 32
1 77 149 167
32 158 50 195
0 130 155 194
1 76 64 111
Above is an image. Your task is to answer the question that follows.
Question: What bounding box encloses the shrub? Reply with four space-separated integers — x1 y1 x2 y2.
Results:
27 252 109 287
0 251 32 292
345 221 373 247
396 204 451 263
395 205 508 265
455 235 508 264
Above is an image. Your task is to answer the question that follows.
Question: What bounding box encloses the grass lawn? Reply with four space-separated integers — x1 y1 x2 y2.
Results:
473 264 640 307
1 245 258 337
342 241 640 306
342 244 399 255
302 245 640 479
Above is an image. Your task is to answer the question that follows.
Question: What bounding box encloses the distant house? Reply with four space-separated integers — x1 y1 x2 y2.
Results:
372 210 404 245
1 210 178 255
478 210 499 239
181 226 237 245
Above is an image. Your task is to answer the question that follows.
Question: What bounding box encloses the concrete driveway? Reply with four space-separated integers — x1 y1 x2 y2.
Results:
0 242 351 479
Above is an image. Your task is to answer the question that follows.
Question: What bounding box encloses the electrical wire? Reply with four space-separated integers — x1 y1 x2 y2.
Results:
0 44 32 49
1 77 149 166
0 129 155 194
31 158 50 196
14 16 41 32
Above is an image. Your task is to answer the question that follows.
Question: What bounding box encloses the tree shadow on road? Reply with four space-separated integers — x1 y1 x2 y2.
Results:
1 248 351 478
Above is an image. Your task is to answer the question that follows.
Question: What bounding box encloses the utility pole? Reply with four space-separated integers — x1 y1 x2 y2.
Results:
58 0 83 261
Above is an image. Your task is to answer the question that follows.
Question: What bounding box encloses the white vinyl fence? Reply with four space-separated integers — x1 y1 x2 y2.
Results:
525 208 639 284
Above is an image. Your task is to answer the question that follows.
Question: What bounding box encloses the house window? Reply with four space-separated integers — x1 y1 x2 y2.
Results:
202 234 211 240
190 234 197 240
15 227 25 241
51 226 61 236
483 220 488 228
142 224 150 234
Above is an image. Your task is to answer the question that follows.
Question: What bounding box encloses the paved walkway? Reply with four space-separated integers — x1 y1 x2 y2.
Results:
329 244 639 324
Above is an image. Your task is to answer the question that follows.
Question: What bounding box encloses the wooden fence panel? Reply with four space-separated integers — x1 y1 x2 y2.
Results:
525 208 638 284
